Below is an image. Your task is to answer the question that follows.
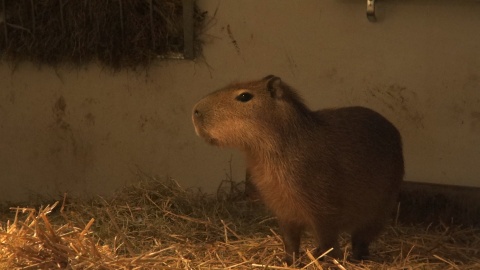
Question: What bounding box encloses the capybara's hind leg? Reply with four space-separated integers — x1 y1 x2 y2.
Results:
351 223 383 260
279 220 303 265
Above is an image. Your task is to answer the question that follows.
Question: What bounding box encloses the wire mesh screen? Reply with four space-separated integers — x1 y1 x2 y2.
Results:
0 0 205 70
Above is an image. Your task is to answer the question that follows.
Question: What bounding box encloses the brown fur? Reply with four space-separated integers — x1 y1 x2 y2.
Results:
192 75 404 264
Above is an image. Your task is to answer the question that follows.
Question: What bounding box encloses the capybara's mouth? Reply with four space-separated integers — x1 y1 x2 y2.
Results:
193 125 219 146
199 131 219 146
199 132 219 146
206 137 219 146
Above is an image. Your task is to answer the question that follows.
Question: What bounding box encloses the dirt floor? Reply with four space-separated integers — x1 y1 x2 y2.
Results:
1 177 479 269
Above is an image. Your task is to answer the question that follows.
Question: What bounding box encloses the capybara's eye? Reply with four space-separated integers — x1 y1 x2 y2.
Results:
236 92 254 102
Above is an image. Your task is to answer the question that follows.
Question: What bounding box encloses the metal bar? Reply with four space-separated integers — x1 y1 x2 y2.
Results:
182 0 194 59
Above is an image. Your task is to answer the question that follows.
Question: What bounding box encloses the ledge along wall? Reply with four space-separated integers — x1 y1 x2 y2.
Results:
0 0 479 203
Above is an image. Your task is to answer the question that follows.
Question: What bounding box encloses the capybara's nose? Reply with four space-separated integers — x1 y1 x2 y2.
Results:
193 109 202 119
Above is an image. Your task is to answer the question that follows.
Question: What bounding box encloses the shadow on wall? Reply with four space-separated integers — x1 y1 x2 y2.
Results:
398 182 480 227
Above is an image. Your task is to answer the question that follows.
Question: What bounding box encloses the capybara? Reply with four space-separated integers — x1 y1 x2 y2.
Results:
192 75 404 264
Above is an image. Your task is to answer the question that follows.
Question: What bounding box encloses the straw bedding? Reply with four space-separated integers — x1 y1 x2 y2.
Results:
1 177 479 269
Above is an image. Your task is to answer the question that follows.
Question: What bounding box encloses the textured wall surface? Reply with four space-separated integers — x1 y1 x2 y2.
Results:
1 0 479 202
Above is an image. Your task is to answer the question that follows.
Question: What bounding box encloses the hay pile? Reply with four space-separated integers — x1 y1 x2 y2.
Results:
0 0 206 69
1 177 480 269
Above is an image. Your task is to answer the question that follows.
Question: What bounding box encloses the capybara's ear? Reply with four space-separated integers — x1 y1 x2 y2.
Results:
265 75 284 99
263 74 277 81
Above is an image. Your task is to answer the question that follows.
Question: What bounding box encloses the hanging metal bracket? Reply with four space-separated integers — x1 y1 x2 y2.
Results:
367 0 376 22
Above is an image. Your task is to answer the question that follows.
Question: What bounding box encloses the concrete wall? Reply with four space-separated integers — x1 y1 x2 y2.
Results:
1 0 479 203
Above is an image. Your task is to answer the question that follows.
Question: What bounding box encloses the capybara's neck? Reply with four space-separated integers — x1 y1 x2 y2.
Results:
244 118 321 174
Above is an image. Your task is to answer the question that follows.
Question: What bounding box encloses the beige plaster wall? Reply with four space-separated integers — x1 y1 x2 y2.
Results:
1 0 479 203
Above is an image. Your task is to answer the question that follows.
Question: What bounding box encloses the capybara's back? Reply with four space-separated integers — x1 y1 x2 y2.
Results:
192 75 404 264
